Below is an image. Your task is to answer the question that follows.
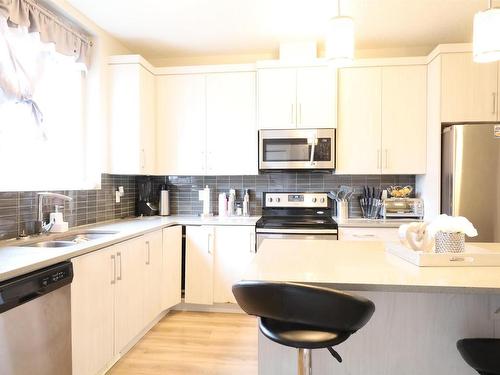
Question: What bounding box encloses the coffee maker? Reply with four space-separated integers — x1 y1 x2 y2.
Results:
136 177 158 216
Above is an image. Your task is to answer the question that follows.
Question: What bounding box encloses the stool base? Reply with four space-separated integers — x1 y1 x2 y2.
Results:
298 348 312 375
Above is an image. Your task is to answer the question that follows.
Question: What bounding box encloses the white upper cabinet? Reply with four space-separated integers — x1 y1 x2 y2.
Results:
109 63 156 175
441 53 498 122
381 65 427 174
337 64 427 175
258 65 336 129
337 67 382 174
156 74 207 175
206 72 257 175
157 70 257 176
296 66 336 129
257 68 297 129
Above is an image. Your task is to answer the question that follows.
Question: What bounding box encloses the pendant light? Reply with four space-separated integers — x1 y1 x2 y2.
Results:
473 0 500 63
325 0 354 66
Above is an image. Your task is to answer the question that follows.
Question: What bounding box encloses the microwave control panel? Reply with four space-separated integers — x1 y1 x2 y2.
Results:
314 138 332 161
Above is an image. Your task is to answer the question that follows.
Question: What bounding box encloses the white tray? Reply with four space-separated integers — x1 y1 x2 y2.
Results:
385 242 500 267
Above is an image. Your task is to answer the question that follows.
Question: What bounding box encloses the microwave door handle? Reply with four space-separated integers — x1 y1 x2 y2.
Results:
309 137 317 165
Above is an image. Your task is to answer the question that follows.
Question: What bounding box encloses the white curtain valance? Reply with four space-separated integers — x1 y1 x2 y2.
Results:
0 0 91 67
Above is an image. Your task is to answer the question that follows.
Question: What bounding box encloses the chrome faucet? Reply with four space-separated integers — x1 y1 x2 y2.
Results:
36 192 73 234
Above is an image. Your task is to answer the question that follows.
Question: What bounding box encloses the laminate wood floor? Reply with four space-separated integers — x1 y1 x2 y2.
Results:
107 311 258 375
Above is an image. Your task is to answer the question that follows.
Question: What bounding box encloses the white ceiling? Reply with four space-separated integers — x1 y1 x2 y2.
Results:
65 0 487 60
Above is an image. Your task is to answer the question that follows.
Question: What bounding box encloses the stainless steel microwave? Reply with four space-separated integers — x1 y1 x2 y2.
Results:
259 129 336 170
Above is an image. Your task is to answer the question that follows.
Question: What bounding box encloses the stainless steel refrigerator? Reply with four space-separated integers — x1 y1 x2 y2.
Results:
441 123 500 242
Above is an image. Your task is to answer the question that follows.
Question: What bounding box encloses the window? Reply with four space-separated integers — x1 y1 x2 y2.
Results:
0 16 91 191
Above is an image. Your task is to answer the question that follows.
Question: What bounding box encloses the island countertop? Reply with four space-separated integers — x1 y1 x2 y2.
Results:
244 239 500 294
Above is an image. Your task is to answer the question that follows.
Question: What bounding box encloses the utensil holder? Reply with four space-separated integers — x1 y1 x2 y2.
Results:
435 231 465 253
359 198 382 219
337 201 349 220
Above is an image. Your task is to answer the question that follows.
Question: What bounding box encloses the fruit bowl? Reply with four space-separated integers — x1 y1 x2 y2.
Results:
387 185 413 198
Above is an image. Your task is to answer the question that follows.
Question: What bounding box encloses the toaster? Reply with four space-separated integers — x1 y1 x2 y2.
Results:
381 198 424 219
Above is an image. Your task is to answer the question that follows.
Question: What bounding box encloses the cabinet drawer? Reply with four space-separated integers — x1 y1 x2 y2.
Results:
339 227 399 242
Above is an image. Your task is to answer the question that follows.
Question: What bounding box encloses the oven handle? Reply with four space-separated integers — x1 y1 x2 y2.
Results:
309 136 317 166
256 228 338 234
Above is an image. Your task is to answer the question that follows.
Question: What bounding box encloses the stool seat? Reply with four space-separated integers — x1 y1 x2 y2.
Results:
260 318 351 349
457 338 500 375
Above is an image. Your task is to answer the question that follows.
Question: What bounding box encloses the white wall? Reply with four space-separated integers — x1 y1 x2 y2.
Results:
47 0 131 185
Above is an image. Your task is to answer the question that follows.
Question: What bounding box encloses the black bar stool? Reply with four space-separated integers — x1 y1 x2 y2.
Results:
457 338 500 375
232 280 375 375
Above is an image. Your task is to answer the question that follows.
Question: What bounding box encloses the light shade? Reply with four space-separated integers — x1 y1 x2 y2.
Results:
473 7 500 63
325 16 354 66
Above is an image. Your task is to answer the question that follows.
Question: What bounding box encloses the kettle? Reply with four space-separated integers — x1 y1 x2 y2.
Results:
399 222 434 252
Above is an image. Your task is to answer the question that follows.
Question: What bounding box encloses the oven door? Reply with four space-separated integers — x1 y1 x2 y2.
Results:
256 228 338 250
259 129 335 170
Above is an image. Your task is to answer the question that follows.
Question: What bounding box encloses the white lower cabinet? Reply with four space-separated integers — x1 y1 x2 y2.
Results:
339 227 400 242
185 225 256 305
142 230 164 327
185 226 215 305
71 246 115 375
71 229 168 375
213 226 256 303
161 225 183 310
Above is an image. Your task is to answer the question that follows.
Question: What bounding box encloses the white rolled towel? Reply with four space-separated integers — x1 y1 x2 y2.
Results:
426 214 478 238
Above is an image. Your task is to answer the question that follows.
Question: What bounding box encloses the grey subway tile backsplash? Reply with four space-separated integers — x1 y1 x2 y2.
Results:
0 174 136 241
0 171 416 241
140 172 415 218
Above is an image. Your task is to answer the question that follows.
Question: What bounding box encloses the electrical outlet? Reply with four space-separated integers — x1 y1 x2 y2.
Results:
115 190 121 203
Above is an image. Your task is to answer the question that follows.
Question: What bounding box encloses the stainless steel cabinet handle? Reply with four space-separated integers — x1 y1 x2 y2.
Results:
146 241 150 265
493 93 497 115
298 103 302 125
117 251 122 281
353 234 377 238
141 149 145 170
111 254 116 284
290 104 294 124
377 150 381 169
207 233 212 254
385 149 389 169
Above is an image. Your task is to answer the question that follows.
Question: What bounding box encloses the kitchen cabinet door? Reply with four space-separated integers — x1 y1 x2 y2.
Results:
337 67 382 174
143 230 163 325
161 225 183 310
185 226 214 305
213 226 256 304
114 237 145 355
441 53 498 122
381 65 427 174
258 68 297 129
206 72 257 175
109 63 156 175
71 246 115 375
156 74 206 175
296 66 336 129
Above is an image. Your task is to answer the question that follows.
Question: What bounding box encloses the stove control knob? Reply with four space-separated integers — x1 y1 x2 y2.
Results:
268 197 273 203
276 197 281 203
320 198 325 203
312 197 317 203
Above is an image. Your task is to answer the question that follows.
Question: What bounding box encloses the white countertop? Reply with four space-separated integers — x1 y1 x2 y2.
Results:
244 239 500 293
0 215 260 282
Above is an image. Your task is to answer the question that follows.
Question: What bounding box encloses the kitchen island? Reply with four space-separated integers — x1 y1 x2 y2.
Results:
245 239 500 375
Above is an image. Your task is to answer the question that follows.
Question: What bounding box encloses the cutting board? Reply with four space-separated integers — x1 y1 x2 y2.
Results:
385 241 500 267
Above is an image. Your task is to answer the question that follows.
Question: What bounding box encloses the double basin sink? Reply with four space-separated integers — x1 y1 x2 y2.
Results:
26 231 119 248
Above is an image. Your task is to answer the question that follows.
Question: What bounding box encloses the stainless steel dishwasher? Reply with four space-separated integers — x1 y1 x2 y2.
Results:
0 262 73 375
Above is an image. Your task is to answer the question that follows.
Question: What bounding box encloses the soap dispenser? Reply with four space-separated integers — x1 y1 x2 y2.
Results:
50 205 69 232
